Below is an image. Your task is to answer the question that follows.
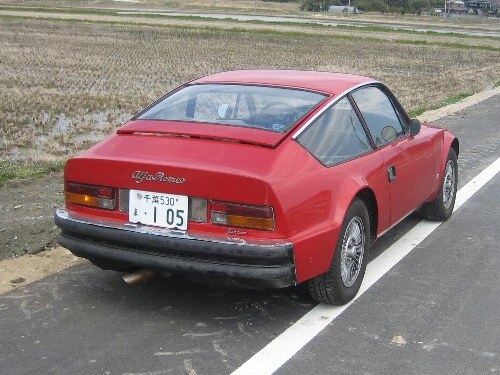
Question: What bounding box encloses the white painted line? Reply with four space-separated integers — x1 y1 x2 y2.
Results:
231 156 500 375
453 157 500 212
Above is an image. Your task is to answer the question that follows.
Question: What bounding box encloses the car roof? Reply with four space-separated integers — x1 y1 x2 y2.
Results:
192 70 376 96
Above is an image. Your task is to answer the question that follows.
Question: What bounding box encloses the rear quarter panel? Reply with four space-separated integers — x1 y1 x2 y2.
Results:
272 142 389 282
421 124 459 203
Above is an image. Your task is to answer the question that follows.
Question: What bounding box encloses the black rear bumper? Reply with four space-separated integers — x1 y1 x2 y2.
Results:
55 209 296 288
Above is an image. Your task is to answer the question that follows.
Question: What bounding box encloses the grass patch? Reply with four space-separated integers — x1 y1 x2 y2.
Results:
409 92 474 117
336 24 500 41
0 160 64 185
0 5 117 16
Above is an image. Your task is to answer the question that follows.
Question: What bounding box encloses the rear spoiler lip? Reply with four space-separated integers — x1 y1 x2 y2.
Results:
116 130 278 148
117 119 288 148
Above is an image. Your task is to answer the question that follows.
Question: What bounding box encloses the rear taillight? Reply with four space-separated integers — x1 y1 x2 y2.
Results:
210 201 275 231
65 182 116 210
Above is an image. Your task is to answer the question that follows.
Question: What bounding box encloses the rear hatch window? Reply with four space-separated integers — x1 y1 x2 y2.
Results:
137 84 327 134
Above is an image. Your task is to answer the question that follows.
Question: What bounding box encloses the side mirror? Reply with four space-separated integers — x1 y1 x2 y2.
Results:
409 119 421 136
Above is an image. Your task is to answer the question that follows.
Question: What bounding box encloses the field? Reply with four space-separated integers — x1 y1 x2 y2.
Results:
0 3 499 177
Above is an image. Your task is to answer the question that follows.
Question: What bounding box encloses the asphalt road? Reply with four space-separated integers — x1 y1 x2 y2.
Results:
0 95 499 375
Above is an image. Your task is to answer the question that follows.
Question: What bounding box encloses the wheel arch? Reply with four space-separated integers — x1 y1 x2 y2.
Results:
355 187 378 246
438 134 459 183
451 137 459 158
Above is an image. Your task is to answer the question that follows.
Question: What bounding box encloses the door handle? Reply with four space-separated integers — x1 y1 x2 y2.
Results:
388 166 397 182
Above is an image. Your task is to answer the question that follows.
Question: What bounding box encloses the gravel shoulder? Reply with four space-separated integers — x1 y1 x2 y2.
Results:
0 86 499 295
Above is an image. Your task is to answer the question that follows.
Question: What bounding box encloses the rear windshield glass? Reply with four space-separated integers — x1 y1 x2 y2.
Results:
137 84 327 133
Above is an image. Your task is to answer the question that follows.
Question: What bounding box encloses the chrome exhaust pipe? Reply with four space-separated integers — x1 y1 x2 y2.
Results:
122 269 156 285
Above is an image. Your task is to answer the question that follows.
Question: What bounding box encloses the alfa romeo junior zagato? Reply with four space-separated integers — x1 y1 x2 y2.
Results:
55 70 459 305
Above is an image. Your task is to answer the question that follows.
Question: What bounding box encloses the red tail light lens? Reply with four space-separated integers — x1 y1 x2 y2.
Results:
66 182 116 210
210 201 275 230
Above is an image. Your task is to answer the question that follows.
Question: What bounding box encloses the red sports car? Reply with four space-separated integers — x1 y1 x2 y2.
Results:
55 70 458 305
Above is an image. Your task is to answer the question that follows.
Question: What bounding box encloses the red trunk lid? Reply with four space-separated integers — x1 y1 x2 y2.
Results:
65 131 284 206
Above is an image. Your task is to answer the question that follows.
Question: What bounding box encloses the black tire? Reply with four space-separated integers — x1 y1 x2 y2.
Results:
420 148 458 221
308 198 370 305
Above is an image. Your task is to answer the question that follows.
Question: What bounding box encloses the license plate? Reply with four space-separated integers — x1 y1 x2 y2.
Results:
129 190 188 230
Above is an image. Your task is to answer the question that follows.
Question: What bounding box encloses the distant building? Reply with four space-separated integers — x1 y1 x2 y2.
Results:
441 0 494 14
466 0 493 13
445 0 469 13
466 0 492 8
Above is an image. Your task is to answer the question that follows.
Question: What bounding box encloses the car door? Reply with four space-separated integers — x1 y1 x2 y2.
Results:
351 85 437 225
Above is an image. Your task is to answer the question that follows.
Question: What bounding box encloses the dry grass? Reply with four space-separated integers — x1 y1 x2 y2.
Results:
0 0 301 14
2 8 499 49
0 15 498 165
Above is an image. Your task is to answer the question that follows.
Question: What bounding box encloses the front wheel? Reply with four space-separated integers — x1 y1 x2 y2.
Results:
308 199 370 305
420 148 458 221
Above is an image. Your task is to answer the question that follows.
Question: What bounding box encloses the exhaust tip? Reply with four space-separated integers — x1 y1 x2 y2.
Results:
122 269 156 285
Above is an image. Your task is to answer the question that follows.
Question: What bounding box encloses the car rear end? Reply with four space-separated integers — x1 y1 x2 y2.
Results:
55 131 298 288
55 76 337 288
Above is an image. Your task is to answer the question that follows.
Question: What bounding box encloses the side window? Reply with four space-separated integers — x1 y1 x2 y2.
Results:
351 87 404 147
234 94 250 119
297 97 371 166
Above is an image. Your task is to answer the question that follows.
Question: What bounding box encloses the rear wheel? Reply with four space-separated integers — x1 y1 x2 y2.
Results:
308 199 370 305
420 148 458 221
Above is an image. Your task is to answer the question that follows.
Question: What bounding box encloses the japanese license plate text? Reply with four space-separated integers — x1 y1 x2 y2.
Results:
129 190 188 230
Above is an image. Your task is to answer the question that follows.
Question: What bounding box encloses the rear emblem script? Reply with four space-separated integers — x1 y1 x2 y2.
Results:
132 171 187 184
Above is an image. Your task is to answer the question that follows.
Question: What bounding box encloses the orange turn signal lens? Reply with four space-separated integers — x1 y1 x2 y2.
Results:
65 182 116 210
210 202 275 231
226 215 275 231
65 192 100 206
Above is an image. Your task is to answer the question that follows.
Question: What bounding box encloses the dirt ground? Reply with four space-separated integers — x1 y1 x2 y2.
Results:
0 171 64 260
0 170 86 294
0 246 83 294
0 83 499 295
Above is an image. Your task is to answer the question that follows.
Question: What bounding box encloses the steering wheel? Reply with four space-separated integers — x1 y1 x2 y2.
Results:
257 102 295 129
260 101 294 114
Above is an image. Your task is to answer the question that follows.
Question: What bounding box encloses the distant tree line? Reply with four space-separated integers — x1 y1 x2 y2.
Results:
297 0 444 14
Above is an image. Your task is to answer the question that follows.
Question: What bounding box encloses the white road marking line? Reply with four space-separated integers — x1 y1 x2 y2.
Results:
453 157 500 212
231 156 500 375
